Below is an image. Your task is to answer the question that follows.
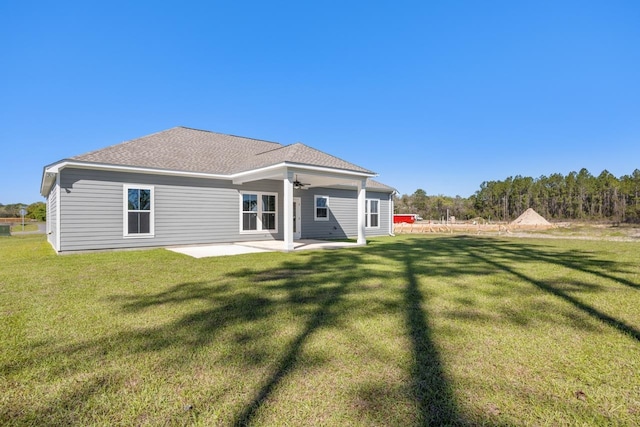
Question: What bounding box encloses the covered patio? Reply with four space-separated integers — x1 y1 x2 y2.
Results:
232 164 374 251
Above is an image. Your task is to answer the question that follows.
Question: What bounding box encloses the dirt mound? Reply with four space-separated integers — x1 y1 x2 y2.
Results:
511 208 551 226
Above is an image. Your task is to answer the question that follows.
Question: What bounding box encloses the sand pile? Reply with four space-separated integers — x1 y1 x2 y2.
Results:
510 208 551 226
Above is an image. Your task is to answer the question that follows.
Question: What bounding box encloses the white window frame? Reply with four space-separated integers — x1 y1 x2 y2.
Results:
314 195 330 221
239 191 278 233
365 198 380 229
123 184 155 238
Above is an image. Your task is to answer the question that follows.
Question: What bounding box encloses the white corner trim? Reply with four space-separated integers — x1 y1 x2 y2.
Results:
55 174 61 251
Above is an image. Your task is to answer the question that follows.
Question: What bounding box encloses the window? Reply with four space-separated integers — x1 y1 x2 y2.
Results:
124 185 154 237
365 199 379 228
242 193 258 231
261 194 276 230
240 191 277 232
314 195 329 221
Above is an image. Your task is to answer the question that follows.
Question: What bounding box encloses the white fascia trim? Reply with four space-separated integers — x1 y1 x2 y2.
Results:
40 160 377 193
44 160 231 179
282 162 377 178
232 163 289 184
232 162 377 184
40 171 57 196
40 160 231 196
332 183 395 193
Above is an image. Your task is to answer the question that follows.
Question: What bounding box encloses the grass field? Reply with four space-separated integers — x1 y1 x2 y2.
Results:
1 234 639 426
8 223 39 233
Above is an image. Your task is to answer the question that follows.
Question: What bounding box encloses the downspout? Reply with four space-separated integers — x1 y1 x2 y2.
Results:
389 191 395 236
356 179 366 245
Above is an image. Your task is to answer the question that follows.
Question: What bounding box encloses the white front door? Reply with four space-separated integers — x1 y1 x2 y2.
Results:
293 197 302 240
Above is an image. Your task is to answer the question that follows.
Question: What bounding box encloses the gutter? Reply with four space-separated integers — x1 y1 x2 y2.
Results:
40 159 380 197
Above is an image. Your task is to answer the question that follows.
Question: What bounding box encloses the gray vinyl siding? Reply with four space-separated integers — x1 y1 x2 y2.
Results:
367 192 391 236
367 193 391 236
55 167 392 252
299 188 391 239
46 183 58 250
57 168 283 252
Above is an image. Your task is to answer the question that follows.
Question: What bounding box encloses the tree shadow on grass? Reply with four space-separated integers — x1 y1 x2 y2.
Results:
3 248 402 425
403 255 463 425
232 244 473 426
5 235 637 425
231 279 349 426
364 235 639 424
0 371 119 426
469 237 640 291
363 237 504 426
1 236 526 426
455 237 640 342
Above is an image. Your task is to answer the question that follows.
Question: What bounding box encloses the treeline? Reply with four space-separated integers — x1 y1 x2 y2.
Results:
395 168 640 223
0 202 46 221
395 189 476 222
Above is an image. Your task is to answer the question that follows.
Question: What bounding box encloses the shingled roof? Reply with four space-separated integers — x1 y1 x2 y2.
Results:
71 126 375 175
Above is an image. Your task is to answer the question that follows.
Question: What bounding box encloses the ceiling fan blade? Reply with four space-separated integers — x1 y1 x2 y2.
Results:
293 175 311 187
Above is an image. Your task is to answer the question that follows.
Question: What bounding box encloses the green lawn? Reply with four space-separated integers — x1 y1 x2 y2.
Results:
1 234 639 426
9 223 39 233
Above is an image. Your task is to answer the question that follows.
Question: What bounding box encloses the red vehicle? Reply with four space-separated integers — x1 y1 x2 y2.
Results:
393 214 418 224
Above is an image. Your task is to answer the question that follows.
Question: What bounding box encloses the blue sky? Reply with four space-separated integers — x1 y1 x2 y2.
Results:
2 1 639 204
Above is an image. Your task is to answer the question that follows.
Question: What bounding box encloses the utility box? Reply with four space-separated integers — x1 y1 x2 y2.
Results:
0 224 11 236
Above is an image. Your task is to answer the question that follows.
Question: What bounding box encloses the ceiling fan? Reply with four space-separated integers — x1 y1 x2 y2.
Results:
293 175 310 189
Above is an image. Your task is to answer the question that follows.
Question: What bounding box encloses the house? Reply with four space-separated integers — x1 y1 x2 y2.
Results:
40 127 396 253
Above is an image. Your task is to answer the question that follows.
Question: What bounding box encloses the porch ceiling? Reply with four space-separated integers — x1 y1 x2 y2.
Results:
232 164 372 189
290 172 362 189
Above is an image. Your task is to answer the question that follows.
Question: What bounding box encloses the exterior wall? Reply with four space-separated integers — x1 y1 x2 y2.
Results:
57 168 283 252
375 191 393 237
298 188 391 239
55 167 393 252
46 182 58 250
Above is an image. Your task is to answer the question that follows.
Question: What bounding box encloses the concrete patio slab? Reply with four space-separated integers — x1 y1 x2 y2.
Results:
167 243 271 258
167 239 360 258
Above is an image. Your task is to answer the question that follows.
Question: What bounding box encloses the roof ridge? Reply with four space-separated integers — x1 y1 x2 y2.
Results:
71 127 181 159
73 127 284 160
250 141 374 174
254 142 304 157
64 127 376 178
177 126 283 147
288 142 372 172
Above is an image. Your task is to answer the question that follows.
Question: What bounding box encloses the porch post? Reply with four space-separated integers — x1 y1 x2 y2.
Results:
283 170 295 251
357 178 366 245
